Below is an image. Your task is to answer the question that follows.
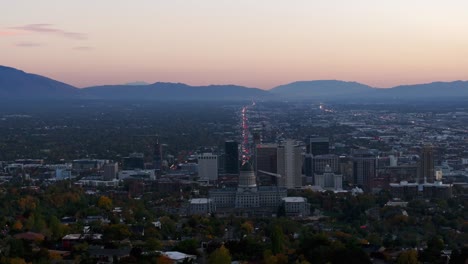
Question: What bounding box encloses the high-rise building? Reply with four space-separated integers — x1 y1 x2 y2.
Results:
123 153 145 170
353 151 377 191
224 141 239 174
304 137 330 179
304 154 313 177
306 136 329 156
256 143 278 185
277 140 303 189
313 154 340 174
154 137 162 171
420 144 435 183
197 153 218 181
103 162 118 180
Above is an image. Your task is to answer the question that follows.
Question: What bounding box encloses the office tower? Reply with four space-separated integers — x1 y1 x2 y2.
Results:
256 143 278 185
304 136 330 179
305 136 329 156
224 140 239 174
420 144 435 183
123 153 145 170
313 154 340 174
217 153 225 174
154 137 162 171
352 151 377 191
277 140 303 189
304 154 313 177
103 162 118 180
197 153 218 181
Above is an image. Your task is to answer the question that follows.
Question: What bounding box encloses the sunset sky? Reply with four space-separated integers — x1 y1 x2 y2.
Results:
1 0 468 89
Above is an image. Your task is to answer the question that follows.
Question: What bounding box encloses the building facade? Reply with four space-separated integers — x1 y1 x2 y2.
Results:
188 198 215 215
282 197 311 217
314 165 343 190
224 140 239 174
197 153 218 181
353 152 377 191
277 140 303 189
420 144 435 183
103 162 118 181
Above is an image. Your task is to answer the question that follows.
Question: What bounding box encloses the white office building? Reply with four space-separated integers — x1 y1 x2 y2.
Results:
277 140 303 189
314 165 343 191
197 153 218 181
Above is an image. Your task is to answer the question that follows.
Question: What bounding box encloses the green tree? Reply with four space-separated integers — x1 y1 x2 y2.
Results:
173 239 198 255
422 237 444 263
104 224 131 240
271 225 285 255
145 238 163 251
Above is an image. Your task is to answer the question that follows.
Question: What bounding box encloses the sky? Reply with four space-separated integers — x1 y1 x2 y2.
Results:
1 0 468 89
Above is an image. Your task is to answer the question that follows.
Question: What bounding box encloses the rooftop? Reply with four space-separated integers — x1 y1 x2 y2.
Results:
190 198 212 204
282 197 307 203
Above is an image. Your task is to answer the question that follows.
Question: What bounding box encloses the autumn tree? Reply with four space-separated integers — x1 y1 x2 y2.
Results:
241 221 254 235
396 250 419 264
156 255 174 264
208 245 231 264
97 195 113 211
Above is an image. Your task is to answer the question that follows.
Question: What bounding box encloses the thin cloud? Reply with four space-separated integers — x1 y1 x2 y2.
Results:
73 46 93 51
15 41 42 47
0 30 22 36
11 24 87 40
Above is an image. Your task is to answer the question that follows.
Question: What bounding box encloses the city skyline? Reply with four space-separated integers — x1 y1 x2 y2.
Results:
2 1 468 89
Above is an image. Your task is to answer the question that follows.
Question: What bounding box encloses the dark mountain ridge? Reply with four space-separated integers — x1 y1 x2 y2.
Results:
1 65 468 101
0 65 79 99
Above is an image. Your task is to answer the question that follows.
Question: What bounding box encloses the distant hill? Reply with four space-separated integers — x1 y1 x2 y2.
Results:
269 80 468 101
0 65 79 99
270 80 376 99
378 81 468 99
82 82 271 101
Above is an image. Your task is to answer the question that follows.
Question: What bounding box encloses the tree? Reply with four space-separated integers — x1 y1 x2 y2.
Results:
241 221 254 235
159 216 176 239
8 239 25 258
12 220 23 231
104 224 131 240
208 245 231 264
263 250 288 264
145 237 163 251
173 239 198 255
156 255 173 264
97 195 113 211
271 225 285 255
49 215 68 240
422 236 444 263
396 250 419 264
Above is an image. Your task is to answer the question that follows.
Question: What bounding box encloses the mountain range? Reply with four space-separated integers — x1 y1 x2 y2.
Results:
1 65 468 101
